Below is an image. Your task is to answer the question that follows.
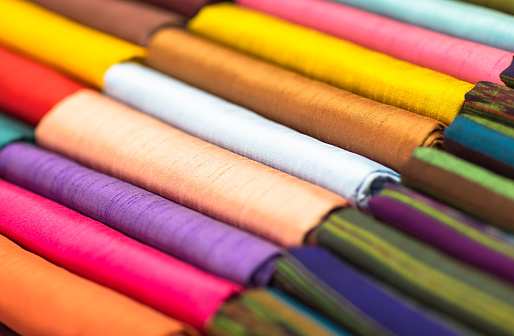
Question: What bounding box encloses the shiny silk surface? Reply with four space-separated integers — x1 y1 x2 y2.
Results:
147 29 444 173
0 179 241 331
35 90 347 247
104 63 398 207
0 0 145 88
188 3 474 125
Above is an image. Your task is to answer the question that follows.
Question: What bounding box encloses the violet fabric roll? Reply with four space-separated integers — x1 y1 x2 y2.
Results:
0 142 281 286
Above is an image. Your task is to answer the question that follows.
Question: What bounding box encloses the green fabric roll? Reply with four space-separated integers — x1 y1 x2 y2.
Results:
0 113 34 150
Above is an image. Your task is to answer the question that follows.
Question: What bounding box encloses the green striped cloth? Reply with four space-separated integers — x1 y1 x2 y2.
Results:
314 209 514 336
207 288 349 336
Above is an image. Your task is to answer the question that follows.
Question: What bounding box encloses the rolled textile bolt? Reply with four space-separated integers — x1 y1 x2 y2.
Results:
0 114 33 150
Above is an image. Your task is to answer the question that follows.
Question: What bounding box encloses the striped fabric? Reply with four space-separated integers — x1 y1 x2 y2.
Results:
207 288 349 336
314 209 514 336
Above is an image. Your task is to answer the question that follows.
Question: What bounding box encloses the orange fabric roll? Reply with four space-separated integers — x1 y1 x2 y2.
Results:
0 234 194 336
35 89 346 247
146 29 444 172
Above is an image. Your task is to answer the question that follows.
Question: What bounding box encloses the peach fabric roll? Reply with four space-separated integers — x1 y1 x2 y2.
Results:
0 234 195 336
146 28 444 172
36 89 346 247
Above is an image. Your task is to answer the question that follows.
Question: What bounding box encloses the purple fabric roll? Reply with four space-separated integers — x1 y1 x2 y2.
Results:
368 185 514 284
0 142 282 286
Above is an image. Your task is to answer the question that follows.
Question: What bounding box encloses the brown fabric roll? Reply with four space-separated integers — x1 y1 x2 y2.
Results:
138 0 223 18
29 0 186 46
401 157 514 231
145 28 444 172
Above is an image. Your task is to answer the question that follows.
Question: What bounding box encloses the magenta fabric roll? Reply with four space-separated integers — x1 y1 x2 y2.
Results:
0 142 281 286
0 178 242 331
236 0 512 85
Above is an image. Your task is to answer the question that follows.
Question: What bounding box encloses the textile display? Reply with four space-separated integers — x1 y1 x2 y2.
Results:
0 234 196 336
35 89 347 247
237 0 512 86
104 62 398 207
402 147 514 231
146 28 444 172
272 247 466 336
28 0 186 46
189 3 474 125
0 0 145 87
0 179 241 331
313 209 514 336
368 184 514 284
328 0 514 52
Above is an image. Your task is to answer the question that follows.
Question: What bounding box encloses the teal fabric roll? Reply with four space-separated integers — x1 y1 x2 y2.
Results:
0 113 33 150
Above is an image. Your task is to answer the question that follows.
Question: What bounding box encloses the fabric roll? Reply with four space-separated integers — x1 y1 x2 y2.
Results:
273 247 468 336
146 29 444 173
401 147 514 231
0 234 197 336
29 0 186 46
460 81 514 127
313 209 514 336
138 0 223 18
0 114 33 151
368 184 514 284
500 60 514 88
0 46 86 125
35 89 347 247
207 288 348 336
0 0 145 88
237 0 512 86
444 115 514 179
0 324 17 336
0 142 282 287
188 3 474 125
104 63 398 207
328 0 514 52
455 0 514 15
0 179 241 331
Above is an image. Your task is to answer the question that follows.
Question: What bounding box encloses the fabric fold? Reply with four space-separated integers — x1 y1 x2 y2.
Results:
36 89 347 247
0 179 242 332
0 142 282 286
188 3 473 125
146 28 444 172
29 0 186 46
104 62 398 207
0 234 197 336
237 0 512 86
401 148 514 231
0 0 145 88
313 209 514 336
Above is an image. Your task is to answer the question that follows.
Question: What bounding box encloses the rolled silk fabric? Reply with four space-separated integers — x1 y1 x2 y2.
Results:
329 0 514 52
0 46 86 125
0 234 196 336
146 29 444 173
0 179 241 331
460 82 514 128
455 0 514 15
314 209 514 336
368 184 514 284
402 148 514 231
104 63 398 207
29 0 186 46
237 0 512 86
0 142 282 286
444 115 514 179
273 247 465 336
138 0 223 18
188 3 474 125
36 89 347 247
207 288 348 336
0 0 145 88
0 114 33 151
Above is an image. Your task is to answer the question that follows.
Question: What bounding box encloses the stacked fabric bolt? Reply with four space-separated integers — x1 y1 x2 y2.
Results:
2 0 514 335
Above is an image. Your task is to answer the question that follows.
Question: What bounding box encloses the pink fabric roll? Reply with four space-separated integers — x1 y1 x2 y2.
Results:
237 0 512 85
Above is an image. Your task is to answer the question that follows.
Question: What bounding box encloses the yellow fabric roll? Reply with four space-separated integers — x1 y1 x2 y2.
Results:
0 0 145 88
189 3 474 125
